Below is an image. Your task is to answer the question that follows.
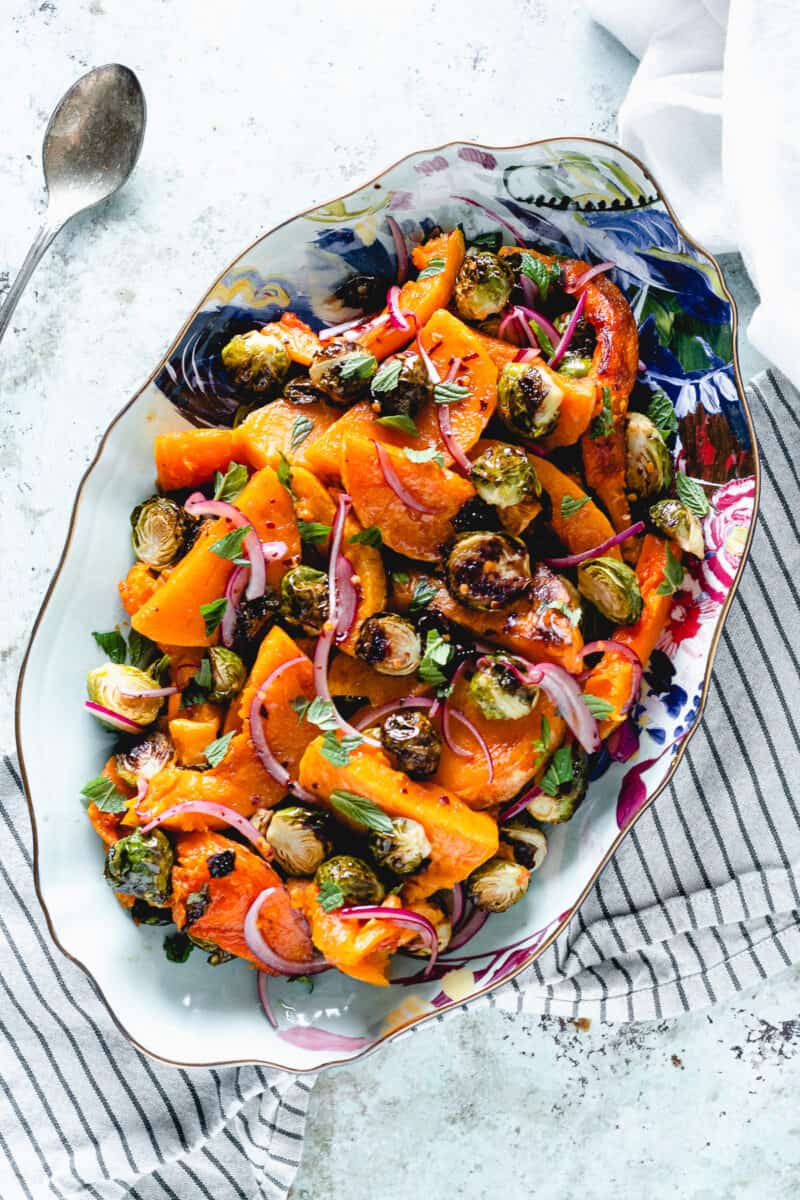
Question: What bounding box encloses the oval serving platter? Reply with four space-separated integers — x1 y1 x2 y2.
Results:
16 137 758 1073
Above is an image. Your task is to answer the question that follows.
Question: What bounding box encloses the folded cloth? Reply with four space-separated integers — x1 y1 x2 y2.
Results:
585 0 800 389
0 755 314 1200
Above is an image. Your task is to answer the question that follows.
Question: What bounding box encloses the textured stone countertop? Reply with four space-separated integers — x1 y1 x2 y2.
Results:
1 2 790 1198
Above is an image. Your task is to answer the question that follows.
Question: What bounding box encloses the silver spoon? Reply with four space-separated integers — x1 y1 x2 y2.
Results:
0 63 146 347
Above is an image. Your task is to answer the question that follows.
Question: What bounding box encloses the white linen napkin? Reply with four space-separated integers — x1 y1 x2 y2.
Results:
585 0 800 389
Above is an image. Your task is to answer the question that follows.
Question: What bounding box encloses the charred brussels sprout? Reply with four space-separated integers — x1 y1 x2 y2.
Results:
467 857 530 913
370 816 432 875
233 591 278 648
453 251 513 322
469 656 538 721
552 313 596 378
470 444 540 510
446 531 531 611
207 647 246 702
115 731 174 787
314 855 385 906
527 746 589 824
221 328 290 396
283 376 328 406
626 412 673 499
355 612 421 676
308 339 377 405
263 805 333 876
370 351 432 419
280 566 329 635
577 556 643 624
650 499 705 558
500 821 548 871
380 710 442 779
130 496 194 570
87 664 163 729
105 829 173 905
497 362 563 441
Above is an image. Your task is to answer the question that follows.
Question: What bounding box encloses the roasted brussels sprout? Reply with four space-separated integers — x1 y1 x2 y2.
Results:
552 313 596 378
355 612 421 676
221 328 291 396
445 531 532 611
577 556 643 624
105 829 173 905
370 816 432 875
470 444 540 510
115 731 174 787
131 898 174 925
280 566 329 635
467 857 530 913
453 251 514 322
500 821 548 871
308 339 377 405
650 499 705 558
370 351 432 419
314 855 385 906
497 362 563 441
283 376 328 406
626 412 673 498
380 711 442 779
130 496 194 570
207 647 246 702
263 805 333 877
232 590 278 648
526 746 589 824
469 656 538 721
86 664 163 729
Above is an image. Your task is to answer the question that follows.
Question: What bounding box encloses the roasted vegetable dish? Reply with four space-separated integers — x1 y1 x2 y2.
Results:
83 225 706 1002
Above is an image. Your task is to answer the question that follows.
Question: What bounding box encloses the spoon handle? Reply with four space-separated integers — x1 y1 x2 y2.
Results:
0 221 59 347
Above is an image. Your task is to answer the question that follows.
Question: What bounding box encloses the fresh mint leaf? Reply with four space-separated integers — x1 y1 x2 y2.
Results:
92 630 127 664
194 658 213 690
214 461 248 502
560 494 590 519
528 317 555 358
518 253 562 301
81 775 128 813
127 629 156 670
316 880 345 912
298 520 332 545
433 381 470 404
290 415 315 451
203 730 235 767
329 789 394 834
417 256 446 280
371 359 403 394
582 693 616 720
418 629 454 686
646 388 678 440
470 231 503 253
290 695 311 722
392 571 410 587
541 744 574 797
348 525 383 547
409 578 437 613
305 697 339 731
277 451 294 497
338 352 377 382
376 414 419 436
675 473 710 517
403 446 444 468
164 932 194 963
199 598 227 637
656 543 685 596
210 525 250 561
320 730 363 767
589 386 614 439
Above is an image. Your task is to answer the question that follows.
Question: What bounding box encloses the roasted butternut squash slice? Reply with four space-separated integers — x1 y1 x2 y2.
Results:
531 455 622 563
154 427 237 492
235 399 339 470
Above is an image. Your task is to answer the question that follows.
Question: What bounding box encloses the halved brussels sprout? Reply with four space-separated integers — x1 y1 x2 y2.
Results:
370 815 432 875
469 656 538 721
355 612 422 676
130 497 194 570
105 829 173 905
500 821 548 871
263 805 333 876
577 556 643 624
283 377 328 406
87 664 163 729
314 855 385 906
221 328 291 396
453 251 514 322
497 362 563 441
552 312 596 378
650 499 704 558
370 351 431 419
470 444 540 510
380 710 442 779
115 731 174 787
527 746 589 824
280 566 329 635
308 339 377 405
446 531 532 611
207 647 246 702
626 412 673 499
233 590 278 648
467 857 530 913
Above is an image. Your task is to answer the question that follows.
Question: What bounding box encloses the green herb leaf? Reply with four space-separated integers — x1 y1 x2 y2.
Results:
305 697 339 731
675 473 710 517
409 578 437 613
298 520 332 545
81 775 128 813
214 461 249 502
371 359 403 394
199 597 227 637
541 744 574 797
589 386 614 440
392 571 410 587
338 352 377 382
376 414 419 436
277 451 294 497
203 730 235 768
417 256 446 281
348 525 383 547
560 494 590 519
290 695 310 722
316 880 346 912
646 388 678 440
433 381 470 405
210 525 251 561
528 318 555 358
320 730 363 767
92 630 127 664
127 629 156 670
418 629 454 686
329 789 394 834
518 253 562 301
582 693 616 720
151 653 172 683
532 713 551 756
470 231 503 253
403 446 445 468
194 658 213 690
164 932 194 963
542 599 582 627
656 543 685 596
290 415 315 451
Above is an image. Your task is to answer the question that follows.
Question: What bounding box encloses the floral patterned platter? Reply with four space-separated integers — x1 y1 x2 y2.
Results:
17 138 758 1073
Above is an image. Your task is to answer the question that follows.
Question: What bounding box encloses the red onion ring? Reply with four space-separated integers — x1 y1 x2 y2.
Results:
245 888 329 976
338 906 439 977
566 261 615 293
353 311 391 341
386 285 411 331
184 494 266 601
415 331 441 385
580 639 643 716
449 883 465 930
352 696 436 730
446 904 488 952
497 307 526 346
327 495 355 643
543 520 646 569
118 684 179 699
318 316 365 342
134 777 150 820
437 403 472 476
520 307 560 351
249 658 318 799
514 347 541 363
386 215 409 283
221 563 248 648
518 271 538 308
448 709 495 783
442 661 471 759
607 718 640 762
491 654 600 754
548 290 587 368
500 785 543 823
84 701 144 734
373 440 437 514
334 555 359 642
312 630 380 749
141 800 270 854
257 971 278 1028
